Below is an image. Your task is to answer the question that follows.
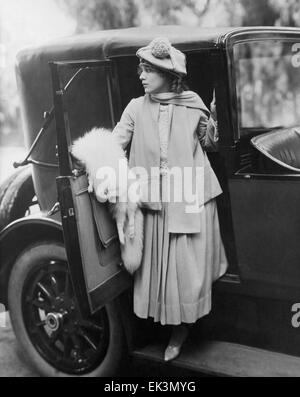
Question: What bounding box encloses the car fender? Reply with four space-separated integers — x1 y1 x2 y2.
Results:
0 216 63 307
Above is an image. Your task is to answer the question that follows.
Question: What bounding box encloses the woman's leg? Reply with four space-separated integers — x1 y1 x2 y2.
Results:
164 324 189 362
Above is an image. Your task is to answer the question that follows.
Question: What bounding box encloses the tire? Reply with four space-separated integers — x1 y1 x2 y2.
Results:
0 166 35 230
8 241 125 377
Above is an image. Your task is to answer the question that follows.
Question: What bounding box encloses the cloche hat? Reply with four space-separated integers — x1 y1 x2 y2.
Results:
136 37 187 77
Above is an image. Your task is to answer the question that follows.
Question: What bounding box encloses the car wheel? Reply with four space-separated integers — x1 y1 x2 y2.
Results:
0 166 36 230
8 241 125 377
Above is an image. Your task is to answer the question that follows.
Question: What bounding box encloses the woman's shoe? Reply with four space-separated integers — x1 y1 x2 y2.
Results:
164 325 188 362
164 344 181 362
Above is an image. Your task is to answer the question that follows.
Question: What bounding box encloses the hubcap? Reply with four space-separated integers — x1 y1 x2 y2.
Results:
45 312 65 332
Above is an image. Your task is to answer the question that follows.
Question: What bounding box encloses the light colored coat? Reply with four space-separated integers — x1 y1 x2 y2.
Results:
112 95 222 234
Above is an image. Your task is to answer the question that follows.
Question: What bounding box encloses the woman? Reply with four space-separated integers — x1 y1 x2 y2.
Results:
112 37 228 362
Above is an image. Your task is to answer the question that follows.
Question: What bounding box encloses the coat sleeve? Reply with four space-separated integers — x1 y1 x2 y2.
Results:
197 111 219 152
112 99 136 150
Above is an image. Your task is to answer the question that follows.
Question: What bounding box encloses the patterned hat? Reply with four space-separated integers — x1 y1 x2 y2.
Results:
136 37 187 77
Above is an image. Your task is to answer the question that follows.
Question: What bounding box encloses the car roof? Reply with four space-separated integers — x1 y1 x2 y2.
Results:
16 25 300 64
102 25 233 56
102 25 300 56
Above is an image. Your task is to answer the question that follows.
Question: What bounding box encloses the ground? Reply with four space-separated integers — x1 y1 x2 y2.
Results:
0 314 38 377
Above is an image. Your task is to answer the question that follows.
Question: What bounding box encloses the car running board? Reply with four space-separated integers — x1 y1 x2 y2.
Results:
132 340 300 377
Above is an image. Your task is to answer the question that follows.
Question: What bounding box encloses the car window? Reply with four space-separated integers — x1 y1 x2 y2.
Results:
233 40 300 137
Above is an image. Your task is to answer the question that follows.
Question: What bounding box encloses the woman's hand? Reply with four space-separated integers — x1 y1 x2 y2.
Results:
210 89 217 121
197 89 219 152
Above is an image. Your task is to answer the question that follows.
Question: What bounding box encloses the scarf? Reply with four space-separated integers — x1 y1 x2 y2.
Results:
129 91 221 234
150 91 210 115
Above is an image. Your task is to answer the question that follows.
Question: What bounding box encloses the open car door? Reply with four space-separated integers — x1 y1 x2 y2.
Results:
50 60 131 317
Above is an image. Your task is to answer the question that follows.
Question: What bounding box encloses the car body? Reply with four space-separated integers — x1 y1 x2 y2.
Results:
1 25 300 376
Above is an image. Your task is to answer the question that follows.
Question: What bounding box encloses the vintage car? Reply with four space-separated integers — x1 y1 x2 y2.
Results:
1 25 300 377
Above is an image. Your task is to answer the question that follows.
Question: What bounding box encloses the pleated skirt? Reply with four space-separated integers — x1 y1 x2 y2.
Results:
133 174 228 326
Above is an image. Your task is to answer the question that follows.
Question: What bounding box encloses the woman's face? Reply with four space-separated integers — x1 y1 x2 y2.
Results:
138 63 171 94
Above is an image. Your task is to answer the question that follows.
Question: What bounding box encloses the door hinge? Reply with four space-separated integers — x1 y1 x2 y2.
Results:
48 202 60 217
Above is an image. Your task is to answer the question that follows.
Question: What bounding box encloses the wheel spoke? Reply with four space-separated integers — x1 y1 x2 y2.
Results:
49 329 62 345
63 334 72 360
35 320 46 328
70 333 88 360
50 275 59 296
70 333 81 350
64 273 72 296
79 319 104 333
78 329 98 351
37 282 54 301
30 298 51 312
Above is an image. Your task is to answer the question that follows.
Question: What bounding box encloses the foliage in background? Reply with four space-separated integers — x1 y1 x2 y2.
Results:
141 0 211 25
56 0 300 31
56 0 138 32
0 25 23 146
